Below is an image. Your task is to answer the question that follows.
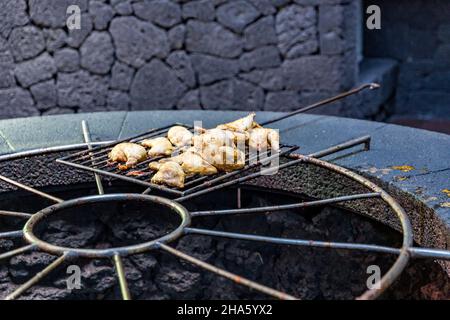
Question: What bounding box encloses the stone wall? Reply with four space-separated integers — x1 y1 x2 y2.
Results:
0 0 360 119
364 0 450 120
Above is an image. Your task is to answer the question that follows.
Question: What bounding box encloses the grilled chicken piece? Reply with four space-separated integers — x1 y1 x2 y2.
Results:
192 128 235 150
167 126 193 147
217 113 256 132
249 128 280 152
179 151 218 175
201 145 245 172
151 161 185 188
109 142 147 169
141 137 174 157
148 150 217 176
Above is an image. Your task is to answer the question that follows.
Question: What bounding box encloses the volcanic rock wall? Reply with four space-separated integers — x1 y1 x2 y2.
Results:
0 0 360 119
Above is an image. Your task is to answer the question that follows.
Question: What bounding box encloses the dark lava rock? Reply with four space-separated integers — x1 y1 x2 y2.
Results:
156 266 201 299
191 53 239 85
29 0 88 28
57 70 109 108
80 31 114 75
9 252 56 281
107 90 130 110
276 4 318 58
90 1 114 30
186 20 243 58
30 80 57 109
0 0 29 38
43 29 67 53
15 52 57 88
182 0 215 21
168 25 186 50
8 26 45 62
166 51 196 89
131 59 187 109
244 15 278 50
239 68 284 91
110 61 134 91
177 89 201 110
216 0 260 33
0 87 37 118
133 0 181 28
66 13 93 48
200 79 264 110
239 45 282 72
54 48 80 73
0 38 15 89
110 17 169 68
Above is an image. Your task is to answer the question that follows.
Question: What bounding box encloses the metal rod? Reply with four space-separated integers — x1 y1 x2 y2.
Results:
261 83 380 126
5 253 68 300
0 174 63 203
0 210 32 219
185 228 400 254
0 141 113 163
0 244 36 261
191 193 381 217
307 135 371 159
185 228 450 261
113 254 131 300
157 242 297 300
0 230 23 238
408 247 450 260
82 120 105 195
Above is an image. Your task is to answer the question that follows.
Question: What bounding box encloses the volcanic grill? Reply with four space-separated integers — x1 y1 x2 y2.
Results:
0 84 449 300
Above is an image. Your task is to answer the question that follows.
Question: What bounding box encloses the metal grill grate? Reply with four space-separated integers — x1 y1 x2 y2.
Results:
56 123 299 199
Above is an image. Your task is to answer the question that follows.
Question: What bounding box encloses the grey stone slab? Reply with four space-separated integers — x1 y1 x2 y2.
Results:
0 112 126 151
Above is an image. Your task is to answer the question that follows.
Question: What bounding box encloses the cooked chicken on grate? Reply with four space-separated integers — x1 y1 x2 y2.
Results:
151 161 185 188
109 142 147 169
167 126 193 147
149 149 218 176
248 128 280 152
200 145 245 172
141 137 174 157
192 128 235 149
216 112 256 132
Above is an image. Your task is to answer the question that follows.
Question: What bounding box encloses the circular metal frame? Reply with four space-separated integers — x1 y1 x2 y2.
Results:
23 194 191 258
290 154 414 300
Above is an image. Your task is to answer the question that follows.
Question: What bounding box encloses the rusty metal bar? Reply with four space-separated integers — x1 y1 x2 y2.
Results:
157 242 297 300
191 192 380 217
113 254 131 300
82 120 105 195
0 174 63 203
307 136 371 159
261 83 380 126
0 230 23 238
5 253 68 300
0 210 33 219
185 228 400 254
0 244 36 261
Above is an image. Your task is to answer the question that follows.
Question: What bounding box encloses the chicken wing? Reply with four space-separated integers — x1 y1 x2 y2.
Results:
248 128 280 152
151 161 185 188
109 142 147 169
141 137 174 157
201 145 245 172
148 149 217 176
192 128 235 150
216 113 256 132
167 126 193 147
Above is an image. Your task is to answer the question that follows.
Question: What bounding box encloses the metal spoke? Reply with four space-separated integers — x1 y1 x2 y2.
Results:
0 174 63 204
0 244 36 261
5 253 68 300
0 230 23 238
157 242 297 300
113 254 131 300
0 210 33 219
191 192 381 217
185 228 401 255
82 120 105 195
307 135 371 159
261 83 379 126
